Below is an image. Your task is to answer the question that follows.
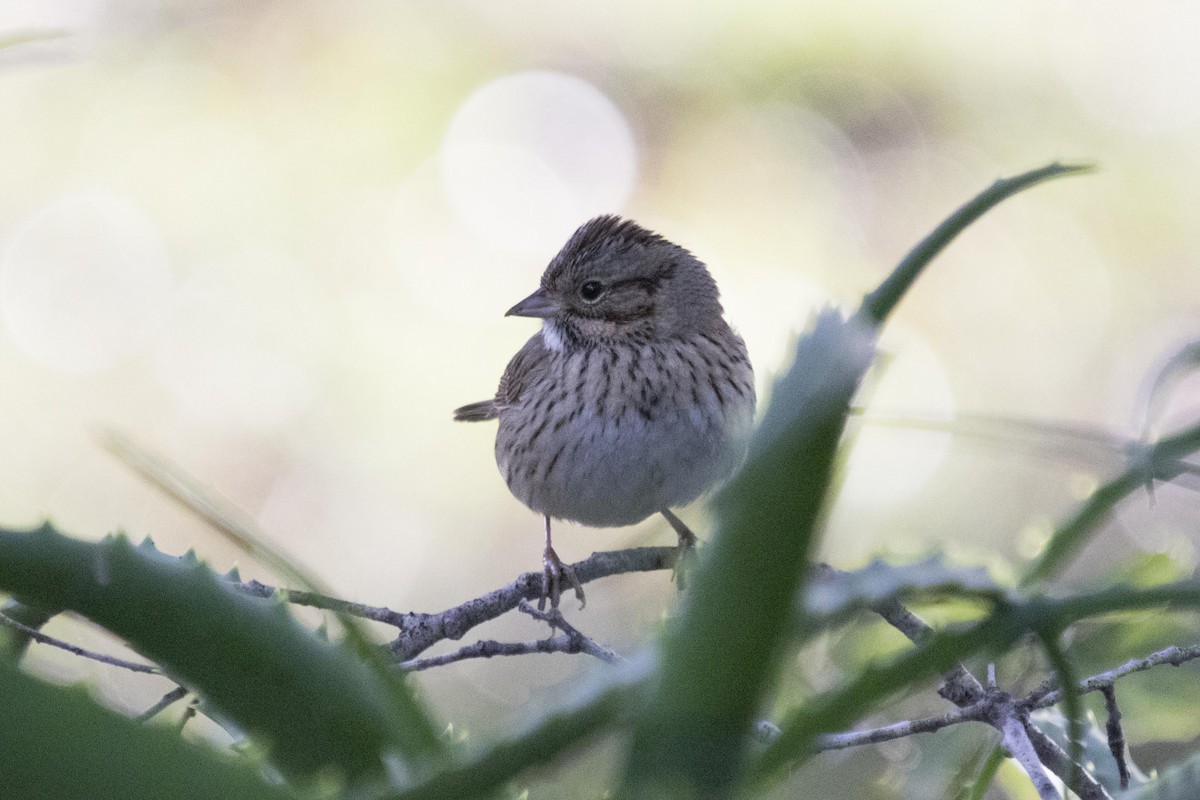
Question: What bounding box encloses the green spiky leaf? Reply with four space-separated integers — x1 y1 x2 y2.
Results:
0 524 439 782
0 656 299 800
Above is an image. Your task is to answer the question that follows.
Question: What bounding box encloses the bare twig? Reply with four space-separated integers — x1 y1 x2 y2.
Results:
394 598 629 671
517 600 625 665
815 702 988 752
135 686 190 723
805 640 1200 761
231 547 674 662
0 613 159 675
178 698 199 733
387 547 673 661
395 635 596 672
1024 724 1114 800
1021 642 1200 793
1100 685 1130 790
1024 643 1200 710
883 597 984 705
236 579 406 625
753 720 782 743
814 562 985 705
990 697 1059 800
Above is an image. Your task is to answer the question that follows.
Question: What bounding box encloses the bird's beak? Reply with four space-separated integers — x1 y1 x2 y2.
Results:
505 287 558 319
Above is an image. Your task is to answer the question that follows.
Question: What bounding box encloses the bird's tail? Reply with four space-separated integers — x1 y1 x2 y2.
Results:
453 400 498 422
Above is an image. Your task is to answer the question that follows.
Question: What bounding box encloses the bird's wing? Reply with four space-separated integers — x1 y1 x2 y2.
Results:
453 333 550 422
495 332 551 409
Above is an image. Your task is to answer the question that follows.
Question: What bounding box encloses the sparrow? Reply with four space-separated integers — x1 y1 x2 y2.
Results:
455 215 755 607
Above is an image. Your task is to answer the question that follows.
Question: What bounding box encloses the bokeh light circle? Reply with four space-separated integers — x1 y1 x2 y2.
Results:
1055 0 1200 133
258 458 429 592
840 329 958 509
154 263 317 430
1 192 172 374
440 71 638 253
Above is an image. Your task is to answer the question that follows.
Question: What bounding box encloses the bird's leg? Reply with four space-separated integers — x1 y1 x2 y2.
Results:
540 514 585 611
661 509 698 591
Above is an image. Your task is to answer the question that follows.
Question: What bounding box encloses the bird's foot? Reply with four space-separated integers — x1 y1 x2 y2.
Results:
662 510 699 592
541 544 585 611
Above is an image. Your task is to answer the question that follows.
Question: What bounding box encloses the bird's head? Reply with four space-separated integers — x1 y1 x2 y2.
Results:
506 215 726 347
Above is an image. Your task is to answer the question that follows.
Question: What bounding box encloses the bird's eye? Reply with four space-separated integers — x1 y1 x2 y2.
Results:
579 281 605 303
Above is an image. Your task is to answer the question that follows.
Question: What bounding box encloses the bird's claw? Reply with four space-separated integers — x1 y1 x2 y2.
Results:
541 545 585 610
671 527 698 592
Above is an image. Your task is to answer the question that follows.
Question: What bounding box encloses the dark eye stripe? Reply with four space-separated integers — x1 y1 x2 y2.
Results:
593 277 657 323
609 276 658 294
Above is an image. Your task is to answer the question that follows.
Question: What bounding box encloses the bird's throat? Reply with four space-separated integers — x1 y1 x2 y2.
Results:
540 320 568 353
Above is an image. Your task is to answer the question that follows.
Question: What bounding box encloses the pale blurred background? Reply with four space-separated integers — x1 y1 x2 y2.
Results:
3 1 1200 797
